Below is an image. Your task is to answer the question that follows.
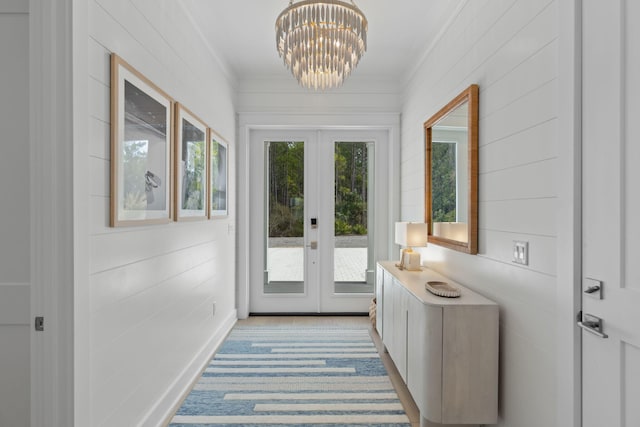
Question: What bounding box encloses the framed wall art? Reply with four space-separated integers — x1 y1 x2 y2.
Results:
174 103 208 221
110 54 173 227
209 130 229 218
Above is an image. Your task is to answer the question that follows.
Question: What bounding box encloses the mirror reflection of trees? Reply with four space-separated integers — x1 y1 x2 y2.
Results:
432 141 457 222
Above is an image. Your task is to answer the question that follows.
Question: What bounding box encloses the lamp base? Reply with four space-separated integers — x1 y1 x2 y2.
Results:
396 249 422 271
403 252 422 271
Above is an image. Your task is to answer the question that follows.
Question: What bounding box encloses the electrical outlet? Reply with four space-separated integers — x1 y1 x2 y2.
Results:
212 302 216 317
513 241 529 265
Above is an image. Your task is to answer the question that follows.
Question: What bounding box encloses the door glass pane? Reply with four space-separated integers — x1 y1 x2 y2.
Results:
264 141 304 294
334 141 374 294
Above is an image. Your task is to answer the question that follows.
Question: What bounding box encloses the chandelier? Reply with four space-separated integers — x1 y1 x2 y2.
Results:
275 0 368 90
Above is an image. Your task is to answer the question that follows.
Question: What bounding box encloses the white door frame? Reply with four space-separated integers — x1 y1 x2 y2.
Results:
248 129 389 314
237 112 400 318
29 0 89 426
556 1 582 427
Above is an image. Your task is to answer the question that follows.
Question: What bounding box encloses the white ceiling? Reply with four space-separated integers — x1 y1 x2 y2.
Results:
180 0 464 87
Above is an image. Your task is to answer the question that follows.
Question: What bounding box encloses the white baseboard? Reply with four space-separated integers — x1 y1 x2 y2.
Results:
140 309 237 427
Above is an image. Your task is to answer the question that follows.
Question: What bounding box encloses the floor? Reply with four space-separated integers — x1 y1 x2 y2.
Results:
235 316 422 426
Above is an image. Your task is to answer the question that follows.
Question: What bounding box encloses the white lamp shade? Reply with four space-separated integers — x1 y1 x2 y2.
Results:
395 222 428 247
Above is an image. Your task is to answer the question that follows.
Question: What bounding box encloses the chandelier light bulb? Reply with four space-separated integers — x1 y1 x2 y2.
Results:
275 0 368 90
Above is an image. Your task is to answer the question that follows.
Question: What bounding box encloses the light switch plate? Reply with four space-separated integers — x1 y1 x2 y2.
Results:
513 241 529 265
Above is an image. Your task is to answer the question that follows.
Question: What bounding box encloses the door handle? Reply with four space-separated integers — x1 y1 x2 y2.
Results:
577 312 608 339
583 278 603 299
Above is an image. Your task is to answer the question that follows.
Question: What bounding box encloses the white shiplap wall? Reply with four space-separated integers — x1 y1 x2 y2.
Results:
401 1 558 426
85 1 237 425
0 3 30 426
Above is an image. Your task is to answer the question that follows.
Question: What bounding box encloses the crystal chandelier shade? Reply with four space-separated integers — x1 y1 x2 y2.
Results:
275 0 368 90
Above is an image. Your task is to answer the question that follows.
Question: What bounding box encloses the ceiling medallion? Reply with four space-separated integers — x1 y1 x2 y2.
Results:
275 0 368 90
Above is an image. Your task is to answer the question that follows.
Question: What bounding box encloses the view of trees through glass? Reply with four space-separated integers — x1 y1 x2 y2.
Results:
334 141 369 236
265 139 372 290
267 141 370 238
268 141 304 238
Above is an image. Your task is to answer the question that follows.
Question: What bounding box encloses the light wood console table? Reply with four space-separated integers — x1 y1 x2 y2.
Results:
376 261 499 426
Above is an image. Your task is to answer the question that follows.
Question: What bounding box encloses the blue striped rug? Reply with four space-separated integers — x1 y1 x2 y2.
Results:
169 325 411 426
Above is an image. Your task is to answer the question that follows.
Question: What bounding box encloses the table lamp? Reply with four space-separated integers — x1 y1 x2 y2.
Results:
395 222 428 271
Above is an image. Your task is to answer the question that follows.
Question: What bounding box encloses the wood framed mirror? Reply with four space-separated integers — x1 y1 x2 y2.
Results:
425 84 478 254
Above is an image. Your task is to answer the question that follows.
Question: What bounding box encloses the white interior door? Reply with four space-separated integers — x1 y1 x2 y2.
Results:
249 129 389 313
581 1 640 426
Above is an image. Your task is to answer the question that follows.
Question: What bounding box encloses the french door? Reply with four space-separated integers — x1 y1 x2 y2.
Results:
249 129 388 313
581 1 640 426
